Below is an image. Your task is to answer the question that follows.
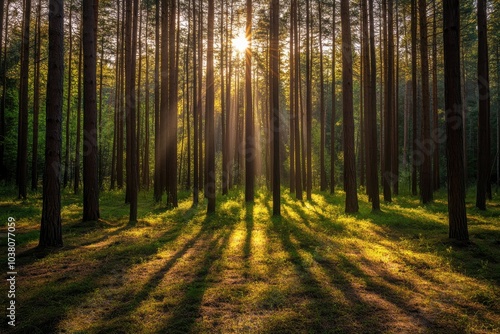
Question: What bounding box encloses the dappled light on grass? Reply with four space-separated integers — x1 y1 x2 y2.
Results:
4 188 500 333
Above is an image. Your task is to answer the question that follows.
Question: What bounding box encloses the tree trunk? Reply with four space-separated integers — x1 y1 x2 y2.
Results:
475 0 490 210
126 0 139 220
432 0 439 191
40 0 64 248
206 0 216 213
192 0 199 204
330 0 336 194
411 0 418 196
383 0 393 202
368 0 380 210
341 0 359 213
74 24 83 195
0 0 8 180
82 0 100 221
319 1 326 192
154 0 161 201
419 0 432 204
32 0 42 190
270 0 280 215
17 0 31 199
305 0 312 200
293 0 302 200
443 0 468 241
245 0 254 202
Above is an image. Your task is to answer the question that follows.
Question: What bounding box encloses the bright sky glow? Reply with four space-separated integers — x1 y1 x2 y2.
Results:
232 34 249 53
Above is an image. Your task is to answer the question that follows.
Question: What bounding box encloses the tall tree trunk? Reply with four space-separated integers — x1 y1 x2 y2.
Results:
419 0 433 204
117 0 125 190
341 0 359 213
443 0 467 241
432 0 439 191
74 25 83 194
192 0 199 204
330 0 336 194
126 0 139 220
289 0 295 193
32 0 42 190
110 0 120 190
167 0 178 207
142 7 150 190
245 0 254 202
17 0 31 199
40 0 64 247
368 0 380 210
270 0 280 215
82 0 100 221
411 0 418 196
392 0 399 195
305 0 312 200
98 35 105 190
293 0 302 200
154 0 161 201
0 0 8 180
383 0 393 202
206 0 216 213
136 5 143 191
475 0 490 210
319 1 326 191
64 2 73 189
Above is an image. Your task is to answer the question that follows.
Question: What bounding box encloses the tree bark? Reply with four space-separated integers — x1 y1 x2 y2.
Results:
206 0 216 213
245 0 254 202
82 0 100 221
17 0 31 199
270 0 280 215
443 0 468 241
475 0 490 210
341 0 359 213
40 0 64 248
32 0 42 190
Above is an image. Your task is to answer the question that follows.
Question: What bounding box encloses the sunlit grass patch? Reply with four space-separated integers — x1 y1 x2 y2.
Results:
1 187 499 333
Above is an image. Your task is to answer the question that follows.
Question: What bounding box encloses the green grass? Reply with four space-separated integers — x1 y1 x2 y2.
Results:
1 186 499 333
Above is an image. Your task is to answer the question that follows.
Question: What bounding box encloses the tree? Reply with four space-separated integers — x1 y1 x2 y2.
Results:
270 0 280 216
40 0 64 248
154 0 161 201
166 0 178 208
206 0 216 213
64 1 74 189
419 0 433 204
363 0 380 211
17 0 31 199
443 0 468 241
0 0 7 181
411 0 418 196
293 0 302 200
382 0 393 203
476 0 490 211
74 22 83 195
432 0 439 191
341 0 359 213
319 0 326 192
31 0 42 190
82 0 100 221
305 0 312 200
330 0 336 194
192 0 199 205
245 0 254 202
125 0 138 221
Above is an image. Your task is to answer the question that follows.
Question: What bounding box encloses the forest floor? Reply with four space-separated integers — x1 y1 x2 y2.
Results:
1 186 499 333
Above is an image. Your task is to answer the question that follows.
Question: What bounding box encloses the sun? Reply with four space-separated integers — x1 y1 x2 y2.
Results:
232 34 249 53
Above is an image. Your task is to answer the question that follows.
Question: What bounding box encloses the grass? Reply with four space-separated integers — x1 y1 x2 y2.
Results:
0 186 499 333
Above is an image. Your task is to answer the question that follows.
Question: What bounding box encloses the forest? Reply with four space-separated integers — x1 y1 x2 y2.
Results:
0 0 499 332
